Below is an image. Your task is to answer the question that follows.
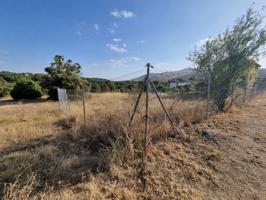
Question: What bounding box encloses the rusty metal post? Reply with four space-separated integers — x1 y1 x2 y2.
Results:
82 86 86 125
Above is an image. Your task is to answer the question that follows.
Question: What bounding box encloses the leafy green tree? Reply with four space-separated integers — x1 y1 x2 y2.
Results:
90 83 101 93
156 83 169 93
44 55 87 99
10 80 42 100
100 83 110 92
0 77 11 97
0 71 31 83
105 80 116 91
189 8 266 111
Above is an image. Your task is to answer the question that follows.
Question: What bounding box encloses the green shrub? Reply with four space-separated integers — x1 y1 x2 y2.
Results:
91 83 101 93
100 83 110 92
0 85 10 97
0 77 11 97
10 81 42 100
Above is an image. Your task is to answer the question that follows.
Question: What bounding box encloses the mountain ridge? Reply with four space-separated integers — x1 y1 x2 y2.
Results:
132 68 197 82
132 67 266 82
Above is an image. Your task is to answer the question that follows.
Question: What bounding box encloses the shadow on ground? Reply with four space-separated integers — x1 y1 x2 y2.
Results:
0 125 115 198
0 98 50 107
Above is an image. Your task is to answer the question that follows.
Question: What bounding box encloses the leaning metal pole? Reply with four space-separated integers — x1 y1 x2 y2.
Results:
149 79 180 136
129 77 147 127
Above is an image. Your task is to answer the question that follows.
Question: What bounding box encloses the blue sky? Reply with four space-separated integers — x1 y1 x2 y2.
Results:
0 0 265 80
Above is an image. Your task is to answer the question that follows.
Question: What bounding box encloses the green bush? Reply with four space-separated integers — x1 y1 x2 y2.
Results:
0 77 12 97
100 83 110 92
90 83 101 93
0 85 10 97
10 81 42 100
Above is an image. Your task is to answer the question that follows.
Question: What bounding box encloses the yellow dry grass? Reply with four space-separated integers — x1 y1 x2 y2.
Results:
1 92 265 200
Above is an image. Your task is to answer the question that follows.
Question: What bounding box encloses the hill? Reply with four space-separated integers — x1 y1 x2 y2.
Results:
133 68 197 82
133 67 266 83
85 77 109 83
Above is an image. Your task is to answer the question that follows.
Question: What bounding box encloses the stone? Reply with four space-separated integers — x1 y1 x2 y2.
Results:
201 128 217 140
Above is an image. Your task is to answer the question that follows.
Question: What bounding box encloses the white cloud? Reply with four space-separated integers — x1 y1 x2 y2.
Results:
109 57 141 68
107 38 128 53
113 38 122 42
110 9 135 18
94 24 100 31
106 43 127 53
136 40 144 44
127 56 140 62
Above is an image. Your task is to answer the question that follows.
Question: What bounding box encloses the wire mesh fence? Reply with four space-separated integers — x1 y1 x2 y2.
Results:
57 72 266 135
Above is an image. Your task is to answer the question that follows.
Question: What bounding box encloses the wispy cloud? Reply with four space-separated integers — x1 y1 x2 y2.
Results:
113 38 122 42
106 43 127 53
108 23 119 34
94 24 100 31
136 40 144 44
75 21 88 36
108 28 115 34
109 57 141 68
110 9 135 18
75 22 101 36
106 38 128 53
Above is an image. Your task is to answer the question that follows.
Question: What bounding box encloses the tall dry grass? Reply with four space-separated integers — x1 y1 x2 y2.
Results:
0 92 207 199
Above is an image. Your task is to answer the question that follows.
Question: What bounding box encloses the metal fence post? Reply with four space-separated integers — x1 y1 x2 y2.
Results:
82 86 86 125
206 71 211 118
144 63 151 154
243 80 247 103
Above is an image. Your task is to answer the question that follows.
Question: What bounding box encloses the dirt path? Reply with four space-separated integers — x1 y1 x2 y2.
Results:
145 94 266 200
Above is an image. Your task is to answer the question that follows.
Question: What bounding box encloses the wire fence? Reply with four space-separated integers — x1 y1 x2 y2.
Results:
57 70 266 131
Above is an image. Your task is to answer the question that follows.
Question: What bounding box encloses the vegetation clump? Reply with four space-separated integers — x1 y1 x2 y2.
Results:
0 77 11 97
10 80 42 100
189 8 266 111
44 55 88 100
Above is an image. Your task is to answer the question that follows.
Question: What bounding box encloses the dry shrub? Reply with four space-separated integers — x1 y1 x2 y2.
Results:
168 100 206 126
34 145 64 183
61 156 81 170
77 112 134 165
3 173 37 200
55 115 77 130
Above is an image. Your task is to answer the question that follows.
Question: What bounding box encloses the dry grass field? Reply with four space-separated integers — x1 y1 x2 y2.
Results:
0 92 265 199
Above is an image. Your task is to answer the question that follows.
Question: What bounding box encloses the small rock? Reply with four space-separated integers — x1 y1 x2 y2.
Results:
201 128 216 140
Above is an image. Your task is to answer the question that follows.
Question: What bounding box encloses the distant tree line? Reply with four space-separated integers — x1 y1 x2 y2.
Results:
0 55 181 100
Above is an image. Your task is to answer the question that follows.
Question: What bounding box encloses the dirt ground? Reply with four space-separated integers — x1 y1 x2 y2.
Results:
144 94 266 199
0 93 265 199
